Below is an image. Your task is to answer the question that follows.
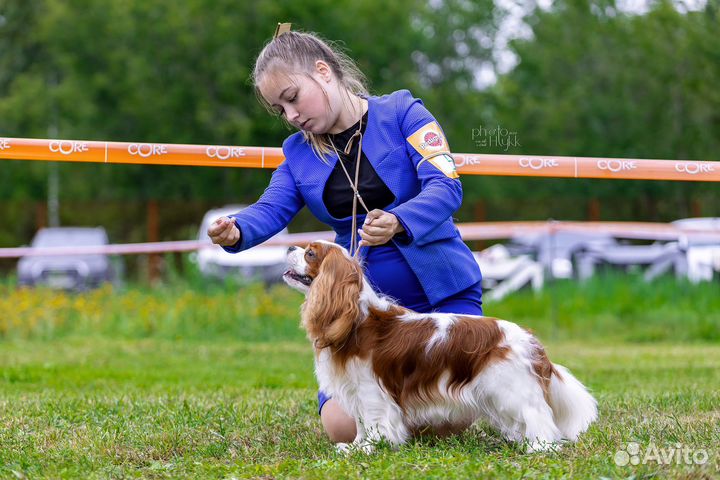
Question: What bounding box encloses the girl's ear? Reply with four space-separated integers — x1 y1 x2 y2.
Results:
301 247 362 348
314 59 332 82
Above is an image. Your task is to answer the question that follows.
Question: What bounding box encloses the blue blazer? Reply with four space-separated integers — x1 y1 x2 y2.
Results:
224 89 482 305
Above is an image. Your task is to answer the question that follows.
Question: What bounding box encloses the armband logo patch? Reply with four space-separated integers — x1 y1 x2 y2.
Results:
406 121 449 155
428 154 459 179
408 122 458 178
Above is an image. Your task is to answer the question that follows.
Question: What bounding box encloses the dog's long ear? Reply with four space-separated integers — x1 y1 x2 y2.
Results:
302 247 362 349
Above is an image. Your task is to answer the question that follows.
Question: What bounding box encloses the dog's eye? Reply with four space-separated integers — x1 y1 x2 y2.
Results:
305 249 315 259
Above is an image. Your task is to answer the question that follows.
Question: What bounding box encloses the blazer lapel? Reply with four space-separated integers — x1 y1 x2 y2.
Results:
363 95 402 204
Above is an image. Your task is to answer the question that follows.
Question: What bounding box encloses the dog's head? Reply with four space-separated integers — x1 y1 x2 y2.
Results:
283 241 363 349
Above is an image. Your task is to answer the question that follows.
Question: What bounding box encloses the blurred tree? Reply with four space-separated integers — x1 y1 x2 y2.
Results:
478 0 720 220
0 0 56 202
0 0 496 204
1 0 718 244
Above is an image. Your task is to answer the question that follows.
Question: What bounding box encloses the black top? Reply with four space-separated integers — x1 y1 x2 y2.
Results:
322 111 395 219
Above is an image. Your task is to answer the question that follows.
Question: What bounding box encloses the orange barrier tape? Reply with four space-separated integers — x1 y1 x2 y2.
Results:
2 137 719 181
0 137 283 169
452 154 720 181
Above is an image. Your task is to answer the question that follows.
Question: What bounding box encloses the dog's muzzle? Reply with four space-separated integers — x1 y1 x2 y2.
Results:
283 269 313 286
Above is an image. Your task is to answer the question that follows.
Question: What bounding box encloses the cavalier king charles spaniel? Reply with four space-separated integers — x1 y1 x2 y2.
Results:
283 241 597 454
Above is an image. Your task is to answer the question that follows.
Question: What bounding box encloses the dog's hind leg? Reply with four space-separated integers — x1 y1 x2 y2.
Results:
474 360 563 452
520 402 564 452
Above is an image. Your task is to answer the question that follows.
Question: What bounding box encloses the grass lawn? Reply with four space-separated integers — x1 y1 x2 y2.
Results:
1 337 718 479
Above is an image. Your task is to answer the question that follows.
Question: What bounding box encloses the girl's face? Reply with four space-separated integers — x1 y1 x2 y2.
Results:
258 61 345 134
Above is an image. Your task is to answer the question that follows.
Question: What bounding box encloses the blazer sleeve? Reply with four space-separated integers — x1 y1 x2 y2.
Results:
222 158 305 253
387 90 463 245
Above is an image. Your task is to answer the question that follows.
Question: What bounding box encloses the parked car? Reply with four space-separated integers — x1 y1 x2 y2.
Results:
17 227 115 291
194 205 288 284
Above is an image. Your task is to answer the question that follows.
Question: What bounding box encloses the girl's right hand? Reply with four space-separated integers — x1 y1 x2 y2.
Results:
207 216 241 247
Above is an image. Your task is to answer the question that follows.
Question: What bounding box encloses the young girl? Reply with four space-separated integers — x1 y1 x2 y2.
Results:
207 29 483 443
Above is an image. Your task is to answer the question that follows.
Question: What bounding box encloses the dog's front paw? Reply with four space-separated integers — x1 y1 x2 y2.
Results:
335 443 352 455
335 441 376 455
355 440 375 455
526 439 562 453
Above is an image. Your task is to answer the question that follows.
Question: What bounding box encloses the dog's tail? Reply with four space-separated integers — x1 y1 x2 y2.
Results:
547 363 598 441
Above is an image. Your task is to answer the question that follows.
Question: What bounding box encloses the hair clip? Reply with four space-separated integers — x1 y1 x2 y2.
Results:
273 22 292 39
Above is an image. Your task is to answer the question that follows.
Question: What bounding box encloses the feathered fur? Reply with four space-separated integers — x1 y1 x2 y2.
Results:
283 241 598 454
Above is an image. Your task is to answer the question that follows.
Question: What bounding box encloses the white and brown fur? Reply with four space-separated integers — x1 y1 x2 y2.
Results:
283 241 598 453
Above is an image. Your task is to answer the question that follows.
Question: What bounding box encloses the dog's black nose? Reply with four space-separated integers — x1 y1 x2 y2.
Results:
287 246 299 254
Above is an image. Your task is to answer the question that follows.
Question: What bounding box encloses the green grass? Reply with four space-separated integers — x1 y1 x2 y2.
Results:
0 273 719 478
0 339 718 479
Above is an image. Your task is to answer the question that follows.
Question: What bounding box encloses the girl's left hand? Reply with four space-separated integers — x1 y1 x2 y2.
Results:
358 209 405 247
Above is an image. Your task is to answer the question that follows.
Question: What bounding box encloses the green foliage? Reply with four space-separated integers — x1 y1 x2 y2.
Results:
0 0 495 204
0 280 308 342
469 0 720 218
492 272 720 343
495 0 720 161
1 0 719 243
1 265 719 343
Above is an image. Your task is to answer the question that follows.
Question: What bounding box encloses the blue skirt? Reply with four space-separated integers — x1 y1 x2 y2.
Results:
318 242 483 414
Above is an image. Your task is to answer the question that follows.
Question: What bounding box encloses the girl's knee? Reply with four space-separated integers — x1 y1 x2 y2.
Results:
320 399 357 443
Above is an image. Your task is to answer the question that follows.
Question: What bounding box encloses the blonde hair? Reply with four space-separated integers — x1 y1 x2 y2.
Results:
252 31 369 160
